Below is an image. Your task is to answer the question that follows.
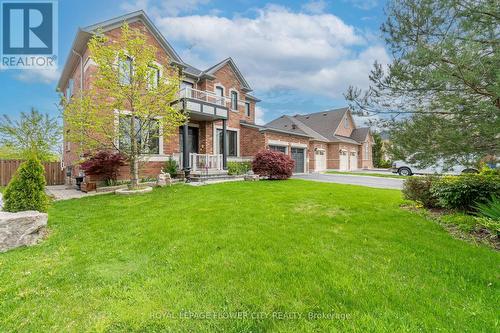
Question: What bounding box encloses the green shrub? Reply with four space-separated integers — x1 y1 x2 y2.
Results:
163 158 178 178
402 175 440 208
3 157 48 212
431 174 500 211
227 161 252 175
475 196 500 221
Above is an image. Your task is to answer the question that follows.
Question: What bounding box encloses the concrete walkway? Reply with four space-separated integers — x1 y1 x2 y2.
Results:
294 173 404 190
46 185 107 201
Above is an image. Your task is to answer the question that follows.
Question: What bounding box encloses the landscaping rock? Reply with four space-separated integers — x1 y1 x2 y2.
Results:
156 171 172 187
244 174 260 181
0 211 48 253
115 186 153 195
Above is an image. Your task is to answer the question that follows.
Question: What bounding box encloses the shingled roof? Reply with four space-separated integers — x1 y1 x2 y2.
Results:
264 108 371 144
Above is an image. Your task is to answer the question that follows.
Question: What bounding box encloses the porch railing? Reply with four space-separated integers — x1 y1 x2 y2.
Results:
189 153 223 171
180 87 229 107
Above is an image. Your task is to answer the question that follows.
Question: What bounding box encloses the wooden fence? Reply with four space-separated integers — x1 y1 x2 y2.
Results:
0 160 65 186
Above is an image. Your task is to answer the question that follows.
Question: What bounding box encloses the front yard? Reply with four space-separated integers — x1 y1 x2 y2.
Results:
0 180 497 332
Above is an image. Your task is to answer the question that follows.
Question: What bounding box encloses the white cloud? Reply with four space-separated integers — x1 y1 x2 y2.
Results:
302 0 328 14
121 0 210 17
13 68 60 84
345 0 378 10
154 5 389 99
254 106 266 125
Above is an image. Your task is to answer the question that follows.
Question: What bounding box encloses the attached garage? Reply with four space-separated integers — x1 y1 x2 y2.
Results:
339 150 348 171
291 147 306 173
349 151 358 171
315 149 326 172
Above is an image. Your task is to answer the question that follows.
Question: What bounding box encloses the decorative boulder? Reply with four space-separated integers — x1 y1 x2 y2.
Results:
0 211 48 253
244 170 260 181
156 171 172 187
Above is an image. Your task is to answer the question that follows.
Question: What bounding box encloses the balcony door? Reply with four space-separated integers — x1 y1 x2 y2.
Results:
179 126 199 155
215 86 224 106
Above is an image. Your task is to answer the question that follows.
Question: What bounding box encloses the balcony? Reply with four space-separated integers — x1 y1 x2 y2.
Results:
178 87 229 120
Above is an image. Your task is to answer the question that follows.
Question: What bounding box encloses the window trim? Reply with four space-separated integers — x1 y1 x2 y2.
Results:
114 110 164 156
344 117 349 129
244 102 251 117
230 90 238 111
213 125 240 157
147 62 163 89
118 56 133 86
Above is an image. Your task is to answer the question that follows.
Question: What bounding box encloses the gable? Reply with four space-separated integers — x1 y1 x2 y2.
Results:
204 58 252 92
334 110 356 137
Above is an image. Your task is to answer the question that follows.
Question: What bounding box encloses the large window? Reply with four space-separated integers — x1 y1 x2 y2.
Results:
231 91 238 110
215 86 224 105
216 129 237 157
118 57 133 85
119 115 160 154
245 102 250 117
147 65 160 89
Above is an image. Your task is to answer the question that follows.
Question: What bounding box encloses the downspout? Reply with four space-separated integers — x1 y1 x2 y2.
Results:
71 49 84 92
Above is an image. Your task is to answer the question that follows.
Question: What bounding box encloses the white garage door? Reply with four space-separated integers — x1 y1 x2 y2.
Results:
339 150 348 171
349 151 358 171
315 149 326 171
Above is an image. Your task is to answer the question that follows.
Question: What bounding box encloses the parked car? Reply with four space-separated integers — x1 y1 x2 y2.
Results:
391 160 478 176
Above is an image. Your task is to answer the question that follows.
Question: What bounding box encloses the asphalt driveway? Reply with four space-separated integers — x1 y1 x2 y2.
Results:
294 173 404 190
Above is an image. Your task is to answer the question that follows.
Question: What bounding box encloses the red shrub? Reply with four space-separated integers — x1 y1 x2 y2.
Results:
252 149 295 180
80 151 126 181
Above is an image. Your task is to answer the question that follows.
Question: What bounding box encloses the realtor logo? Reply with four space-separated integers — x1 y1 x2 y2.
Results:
1 0 58 69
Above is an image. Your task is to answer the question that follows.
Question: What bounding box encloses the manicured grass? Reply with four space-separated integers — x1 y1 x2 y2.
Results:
0 180 498 332
326 170 407 179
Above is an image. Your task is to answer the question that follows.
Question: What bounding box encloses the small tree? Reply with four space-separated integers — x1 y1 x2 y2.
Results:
3 156 48 212
0 108 61 161
252 150 295 180
80 151 126 184
372 132 384 168
62 24 186 189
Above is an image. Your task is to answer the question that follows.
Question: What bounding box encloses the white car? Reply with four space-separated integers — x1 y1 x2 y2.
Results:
391 160 478 176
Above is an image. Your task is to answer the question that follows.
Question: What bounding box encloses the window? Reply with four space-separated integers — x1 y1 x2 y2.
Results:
119 115 160 154
215 86 224 105
118 57 133 85
245 102 251 117
269 145 287 154
344 117 349 128
364 144 369 160
216 129 237 157
65 130 71 152
231 91 238 110
147 66 160 89
66 79 74 98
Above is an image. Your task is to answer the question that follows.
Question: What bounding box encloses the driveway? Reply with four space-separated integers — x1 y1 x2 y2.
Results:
294 173 404 190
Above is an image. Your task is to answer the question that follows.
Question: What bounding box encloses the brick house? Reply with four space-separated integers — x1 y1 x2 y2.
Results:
58 11 372 183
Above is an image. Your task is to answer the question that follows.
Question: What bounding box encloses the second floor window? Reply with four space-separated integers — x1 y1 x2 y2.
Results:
245 102 250 117
66 79 74 98
147 66 160 89
118 57 133 85
231 91 238 110
119 115 160 155
215 86 224 105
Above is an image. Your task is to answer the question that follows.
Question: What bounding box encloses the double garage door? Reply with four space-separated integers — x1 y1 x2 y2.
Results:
339 150 358 171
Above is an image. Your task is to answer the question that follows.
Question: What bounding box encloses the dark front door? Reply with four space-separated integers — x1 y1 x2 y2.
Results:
291 147 305 173
179 126 199 154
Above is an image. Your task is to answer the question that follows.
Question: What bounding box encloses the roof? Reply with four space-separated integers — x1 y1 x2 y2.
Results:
203 57 252 92
350 127 370 143
262 108 371 145
240 121 312 138
57 11 254 95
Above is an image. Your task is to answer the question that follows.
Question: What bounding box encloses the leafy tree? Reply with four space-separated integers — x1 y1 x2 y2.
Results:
0 108 61 161
372 132 384 167
3 156 48 212
80 151 126 183
345 0 499 167
62 24 186 188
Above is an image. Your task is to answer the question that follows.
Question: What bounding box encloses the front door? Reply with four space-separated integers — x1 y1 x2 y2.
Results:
315 149 326 171
179 126 199 154
349 151 358 171
291 147 305 173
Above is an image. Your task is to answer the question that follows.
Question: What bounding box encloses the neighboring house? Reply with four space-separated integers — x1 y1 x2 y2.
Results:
58 11 373 183
242 109 373 173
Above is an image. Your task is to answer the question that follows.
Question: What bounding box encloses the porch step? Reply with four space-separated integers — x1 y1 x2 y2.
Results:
189 174 240 182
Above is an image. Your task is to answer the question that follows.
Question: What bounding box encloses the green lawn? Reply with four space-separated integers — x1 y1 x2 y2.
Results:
326 170 407 179
0 180 498 332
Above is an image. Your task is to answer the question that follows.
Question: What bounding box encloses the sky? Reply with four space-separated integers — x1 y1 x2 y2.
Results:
0 0 389 125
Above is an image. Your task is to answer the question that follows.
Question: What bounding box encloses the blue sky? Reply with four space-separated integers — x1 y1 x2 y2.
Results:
0 0 388 124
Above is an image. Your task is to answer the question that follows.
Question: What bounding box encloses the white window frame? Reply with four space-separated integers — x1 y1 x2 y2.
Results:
113 109 164 157
230 89 238 112
244 102 251 117
214 84 226 106
213 125 240 157
147 61 163 89
364 144 369 160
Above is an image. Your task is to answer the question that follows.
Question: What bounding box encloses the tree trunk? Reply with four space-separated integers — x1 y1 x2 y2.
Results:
130 115 139 189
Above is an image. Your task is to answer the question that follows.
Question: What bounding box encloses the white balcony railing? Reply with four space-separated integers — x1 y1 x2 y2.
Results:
189 153 223 171
180 87 229 107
